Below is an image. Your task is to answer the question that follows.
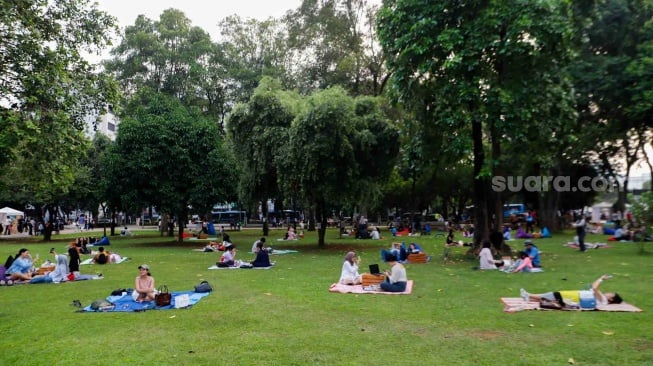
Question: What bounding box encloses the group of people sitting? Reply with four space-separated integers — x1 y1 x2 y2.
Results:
478 239 541 273
338 251 408 292
1 247 102 285
380 242 424 263
91 246 123 264
215 237 273 268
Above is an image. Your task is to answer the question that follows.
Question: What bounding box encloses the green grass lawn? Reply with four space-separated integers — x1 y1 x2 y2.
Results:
1 228 651 365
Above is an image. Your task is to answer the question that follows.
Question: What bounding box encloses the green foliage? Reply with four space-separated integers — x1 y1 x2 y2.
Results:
0 0 120 203
105 9 227 129
569 0 653 201
106 90 236 241
285 0 387 95
227 77 302 217
378 0 578 241
286 87 399 245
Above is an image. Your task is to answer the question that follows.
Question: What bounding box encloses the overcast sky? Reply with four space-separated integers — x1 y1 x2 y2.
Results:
96 0 303 36
89 0 303 60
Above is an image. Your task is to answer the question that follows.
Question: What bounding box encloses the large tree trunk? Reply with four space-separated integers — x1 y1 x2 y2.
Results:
472 116 489 247
177 209 188 243
316 202 326 248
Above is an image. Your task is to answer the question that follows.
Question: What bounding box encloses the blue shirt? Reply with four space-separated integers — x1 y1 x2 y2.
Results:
7 257 32 274
525 246 540 266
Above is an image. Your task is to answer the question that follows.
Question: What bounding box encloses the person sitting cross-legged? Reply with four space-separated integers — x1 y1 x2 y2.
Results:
379 253 408 292
251 241 272 268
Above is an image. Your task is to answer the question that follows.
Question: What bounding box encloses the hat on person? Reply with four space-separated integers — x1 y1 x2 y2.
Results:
524 240 533 246
138 264 150 270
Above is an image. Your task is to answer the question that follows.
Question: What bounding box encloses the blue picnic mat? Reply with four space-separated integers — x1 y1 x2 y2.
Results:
82 290 210 312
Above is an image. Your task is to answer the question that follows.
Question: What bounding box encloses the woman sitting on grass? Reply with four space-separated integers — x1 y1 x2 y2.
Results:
217 244 238 267
6 248 34 282
251 241 272 268
478 241 503 270
380 253 407 292
134 264 155 302
501 251 533 273
339 251 361 285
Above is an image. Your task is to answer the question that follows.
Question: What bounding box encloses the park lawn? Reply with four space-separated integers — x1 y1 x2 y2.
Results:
0 228 651 365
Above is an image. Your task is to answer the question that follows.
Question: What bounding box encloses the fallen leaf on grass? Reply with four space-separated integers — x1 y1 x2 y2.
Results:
169 315 176 319
602 331 614 335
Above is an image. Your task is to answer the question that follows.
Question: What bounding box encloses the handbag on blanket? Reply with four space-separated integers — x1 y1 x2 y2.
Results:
90 299 115 311
194 280 213 293
155 285 172 306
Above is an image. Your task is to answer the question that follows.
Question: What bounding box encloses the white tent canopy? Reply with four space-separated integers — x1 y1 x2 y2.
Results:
0 207 25 217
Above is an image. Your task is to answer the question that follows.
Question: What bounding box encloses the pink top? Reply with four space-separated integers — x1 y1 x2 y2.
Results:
514 257 533 272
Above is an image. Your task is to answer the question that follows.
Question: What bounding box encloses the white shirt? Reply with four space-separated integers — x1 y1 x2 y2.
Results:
479 248 497 270
387 263 407 283
339 261 360 284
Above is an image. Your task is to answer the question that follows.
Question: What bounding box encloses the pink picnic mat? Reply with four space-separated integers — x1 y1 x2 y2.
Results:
501 297 642 313
329 280 413 295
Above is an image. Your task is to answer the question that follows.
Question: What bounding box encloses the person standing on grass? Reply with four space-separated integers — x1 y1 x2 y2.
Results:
380 253 407 292
572 213 587 252
68 242 81 273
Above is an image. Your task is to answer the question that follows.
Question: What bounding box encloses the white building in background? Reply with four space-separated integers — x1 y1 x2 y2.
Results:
84 104 119 141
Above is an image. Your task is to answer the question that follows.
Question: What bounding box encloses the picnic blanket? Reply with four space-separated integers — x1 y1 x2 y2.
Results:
329 280 414 295
208 264 274 270
81 257 129 265
81 290 210 312
501 297 642 313
564 242 610 250
249 249 298 255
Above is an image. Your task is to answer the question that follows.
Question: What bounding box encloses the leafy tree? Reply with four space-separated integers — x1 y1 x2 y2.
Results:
569 0 653 212
218 15 294 105
377 0 576 245
67 133 114 219
285 0 388 96
105 9 228 129
227 77 301 235
105 89 236 242
0 0 119 203
284 87 398 247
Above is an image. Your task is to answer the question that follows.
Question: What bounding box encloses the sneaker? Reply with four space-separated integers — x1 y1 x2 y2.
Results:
520 288 529 302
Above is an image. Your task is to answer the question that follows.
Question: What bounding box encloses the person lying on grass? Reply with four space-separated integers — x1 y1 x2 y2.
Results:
380 253 407 292
520 274 622 308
